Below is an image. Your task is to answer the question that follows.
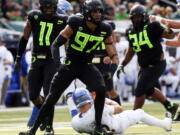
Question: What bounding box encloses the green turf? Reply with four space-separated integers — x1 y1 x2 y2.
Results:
0 103 179 135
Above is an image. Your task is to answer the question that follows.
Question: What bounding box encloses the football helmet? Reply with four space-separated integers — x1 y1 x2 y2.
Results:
72 88 92 108
39 0 58 18
129 4 149 30
82 0 104 25
57 0 73 15
0 31 8 42
177 0 180 8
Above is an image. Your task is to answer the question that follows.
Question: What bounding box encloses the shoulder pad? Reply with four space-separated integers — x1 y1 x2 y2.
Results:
68 15 83 23
28 9 41 17
27 9 41 20
56 14 68 22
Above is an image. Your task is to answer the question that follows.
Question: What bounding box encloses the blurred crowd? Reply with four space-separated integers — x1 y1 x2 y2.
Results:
0 0 179 21
0 0 180 107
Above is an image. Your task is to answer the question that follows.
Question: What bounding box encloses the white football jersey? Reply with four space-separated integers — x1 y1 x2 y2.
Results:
71 98 143 134
0 46 8 79
71 105 95 134
4 50 13 78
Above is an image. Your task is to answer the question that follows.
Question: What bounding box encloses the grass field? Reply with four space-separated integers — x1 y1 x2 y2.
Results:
0 101 180 135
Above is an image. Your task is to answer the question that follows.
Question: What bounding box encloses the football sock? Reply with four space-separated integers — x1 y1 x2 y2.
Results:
27 106 40 127
163 100 173 111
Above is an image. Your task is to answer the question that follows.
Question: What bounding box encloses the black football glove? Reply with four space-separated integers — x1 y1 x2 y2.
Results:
14 57 21 74
55 61 61 71
110 64 118 75
116 64 125 79
58 64 69 72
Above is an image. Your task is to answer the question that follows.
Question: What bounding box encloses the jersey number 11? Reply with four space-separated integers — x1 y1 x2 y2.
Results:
39 21 53 46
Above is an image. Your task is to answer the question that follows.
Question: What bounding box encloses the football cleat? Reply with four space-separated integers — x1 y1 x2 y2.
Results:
19 130 35 135
163 112 172 131
44 126 54 135
174 112 180 121
93 126 113 135
167 103 179 119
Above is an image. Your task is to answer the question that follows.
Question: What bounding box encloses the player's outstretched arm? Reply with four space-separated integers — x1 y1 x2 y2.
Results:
163 33 180 47
14 20 32 73
105 36 119 65
105 99 123 114
150 15 180 29
121 47 135 67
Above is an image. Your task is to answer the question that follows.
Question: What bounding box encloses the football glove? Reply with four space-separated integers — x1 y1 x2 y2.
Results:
14 57 21 74
116 64 125 79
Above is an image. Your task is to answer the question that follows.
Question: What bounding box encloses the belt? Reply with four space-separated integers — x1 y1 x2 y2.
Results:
32 54 48 59
92 57 104 64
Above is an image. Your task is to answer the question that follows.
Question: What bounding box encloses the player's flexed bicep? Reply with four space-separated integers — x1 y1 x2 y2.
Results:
105 36 119 65
60 25 73 47
51 25 73 68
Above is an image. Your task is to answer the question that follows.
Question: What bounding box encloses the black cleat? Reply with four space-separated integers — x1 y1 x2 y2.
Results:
93 126 113 135
174 112 180 121
19 130 35 135
44 126 54 135
40 117 48 131
40 122 46 131
167 103 179 119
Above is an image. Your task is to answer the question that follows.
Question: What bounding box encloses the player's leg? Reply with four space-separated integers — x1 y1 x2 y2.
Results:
133 69 148 109
79 64 106 135
19 65 75 135
148 60 179 119
137 109 172 131
120 109 172 132
151 87 179 119
27 62 44 128
96 63 121 105
42 60 56 134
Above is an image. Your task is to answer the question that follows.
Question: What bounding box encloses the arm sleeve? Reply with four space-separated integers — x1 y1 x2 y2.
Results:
51 35 67 66
16 37 28 60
